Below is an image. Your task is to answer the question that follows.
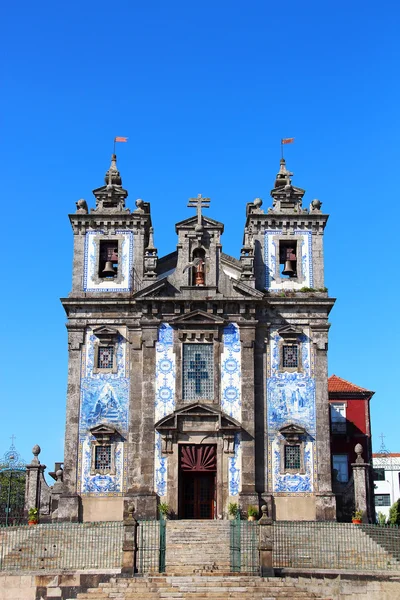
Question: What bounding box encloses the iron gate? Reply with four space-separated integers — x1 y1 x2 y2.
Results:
0 442 26 526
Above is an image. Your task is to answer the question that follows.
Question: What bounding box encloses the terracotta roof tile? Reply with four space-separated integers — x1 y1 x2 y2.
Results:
328 374 373 394
373 453 400 458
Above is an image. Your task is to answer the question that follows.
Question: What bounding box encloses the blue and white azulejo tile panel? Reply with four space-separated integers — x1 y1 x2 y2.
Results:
83 230 134 292
228 433 241 496
154 323 175 497
154 433 167 497
264 230 313 290
221 323 242 422
267 327 316 493
80 438 125 495
155 323 176 422
78 328 129 496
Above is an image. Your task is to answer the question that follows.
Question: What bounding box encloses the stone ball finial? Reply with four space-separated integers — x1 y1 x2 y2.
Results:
32 444 41 457
56 468 63 482
261 504 268 516
310 199 322 212
355 443 364 463
76 199 88 214
135 198 144 213
253 197 263 208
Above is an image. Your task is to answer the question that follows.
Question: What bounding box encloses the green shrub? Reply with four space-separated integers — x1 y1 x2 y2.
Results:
388 499 400 525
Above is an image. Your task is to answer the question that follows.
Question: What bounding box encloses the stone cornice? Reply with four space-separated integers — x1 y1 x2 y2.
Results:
68 212 151 234
246 212 329 234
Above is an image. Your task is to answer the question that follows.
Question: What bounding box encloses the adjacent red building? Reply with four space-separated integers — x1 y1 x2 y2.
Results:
328 375 375 520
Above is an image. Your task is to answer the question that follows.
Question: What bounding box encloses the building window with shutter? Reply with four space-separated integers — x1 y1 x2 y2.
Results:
332 454 349 483
375 494 391 507
330 403 347 433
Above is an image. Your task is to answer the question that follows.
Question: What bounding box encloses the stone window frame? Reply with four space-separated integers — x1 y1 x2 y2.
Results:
90 233 126 286
175 329 221 406
277 327 304 374
272 234 306 285
182 341 215 402
92 327 119 375
279 425 307 475
89 426 119 476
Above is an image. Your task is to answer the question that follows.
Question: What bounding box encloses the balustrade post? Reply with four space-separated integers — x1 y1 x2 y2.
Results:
122 502 139 576
258 504 274 577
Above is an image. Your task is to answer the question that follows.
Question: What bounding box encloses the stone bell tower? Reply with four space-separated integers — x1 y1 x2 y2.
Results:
245 158 336 520
58 155 155 521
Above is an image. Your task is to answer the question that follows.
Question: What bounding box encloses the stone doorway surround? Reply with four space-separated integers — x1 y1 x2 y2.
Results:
155 403 241 519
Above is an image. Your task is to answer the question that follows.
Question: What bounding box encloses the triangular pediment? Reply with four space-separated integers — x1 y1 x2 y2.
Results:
132 277 169 299
93 326 118 337
155 402 241 432
232 280 265 298
280 424 306 435
170 309 224 325
279 424 307 441
277 324 303 340
175 215 224 231
89 424 119 436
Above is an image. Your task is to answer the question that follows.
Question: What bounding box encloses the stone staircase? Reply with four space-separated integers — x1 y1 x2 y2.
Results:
73 574 333 599
165 520 231 574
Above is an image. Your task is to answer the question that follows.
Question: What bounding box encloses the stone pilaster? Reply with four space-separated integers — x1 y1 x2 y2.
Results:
57 325 85 521
239 322 258 509
313 327 336 521
127 323 158 518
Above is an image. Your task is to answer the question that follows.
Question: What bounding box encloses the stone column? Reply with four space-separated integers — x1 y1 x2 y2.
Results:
352 443 372 523
57 325 85 522
25 445 46 516
313 327 336 521
258 505 274 577
239 322 259 509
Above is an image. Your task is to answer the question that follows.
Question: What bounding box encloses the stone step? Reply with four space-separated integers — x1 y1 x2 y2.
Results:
75 575 333 600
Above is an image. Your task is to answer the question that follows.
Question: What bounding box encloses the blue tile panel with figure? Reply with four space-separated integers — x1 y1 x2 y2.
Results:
267 328 316 493
77 329 129 496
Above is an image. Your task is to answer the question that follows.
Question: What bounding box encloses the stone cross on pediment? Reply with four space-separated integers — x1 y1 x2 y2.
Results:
188 194 210 231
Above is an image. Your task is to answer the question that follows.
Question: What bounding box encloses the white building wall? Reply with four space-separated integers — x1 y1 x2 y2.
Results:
373 455 400 520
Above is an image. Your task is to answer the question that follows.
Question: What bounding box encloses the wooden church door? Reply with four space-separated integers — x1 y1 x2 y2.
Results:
179 445 216 519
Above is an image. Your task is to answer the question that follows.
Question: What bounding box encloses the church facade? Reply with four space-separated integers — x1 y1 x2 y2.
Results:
59 156 336 522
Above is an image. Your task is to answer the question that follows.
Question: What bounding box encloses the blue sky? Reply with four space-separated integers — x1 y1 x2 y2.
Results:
1 1 399 473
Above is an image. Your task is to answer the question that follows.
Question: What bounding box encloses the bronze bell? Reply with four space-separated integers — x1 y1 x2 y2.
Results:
282 260 296 277
102 261 116 277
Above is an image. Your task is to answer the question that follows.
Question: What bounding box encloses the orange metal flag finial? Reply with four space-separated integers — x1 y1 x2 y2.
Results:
280 137 294 158
113 136 128 153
